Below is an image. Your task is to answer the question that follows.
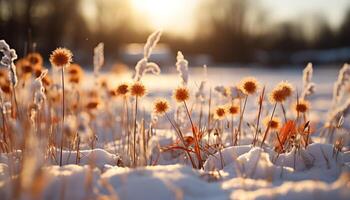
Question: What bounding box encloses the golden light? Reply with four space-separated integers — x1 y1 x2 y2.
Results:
131 0 196 36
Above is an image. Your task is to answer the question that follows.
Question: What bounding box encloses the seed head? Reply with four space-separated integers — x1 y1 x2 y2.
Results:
239 77 259 95
153 98 170 116
226 103 239 116
294 99 310 113
263 116 281 130
27 52 43 66
269 81 294 104
173 87 190 102
130 82 146 97
214 106 226 120
49 48 72 68
115 83 129 97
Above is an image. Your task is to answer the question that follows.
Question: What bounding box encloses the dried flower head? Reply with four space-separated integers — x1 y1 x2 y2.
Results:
263 116 281 130
153 98 170 116
27 52 43 66
214 106 227 120
294 99 310 113
15 58 31 76
269 81 294 103
173 86 190 102
226 103 239 116
130 82 146 97
0 80 11 94
239 77 259 95
49 48 72 67
86 98 101 110
269 88 285 103
279 81 294 99
116 83 129 96
67 63 83 84
67 63 83 76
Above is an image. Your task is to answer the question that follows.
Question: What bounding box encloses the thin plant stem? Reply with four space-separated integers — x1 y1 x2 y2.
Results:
183 101 202 169
133 96 138 167
11 84 19 119
280 103 287 123
59 67 65 166
236 95 248 145
253 87 265 146
165 113 196 168
207 88 212 144
260 102 277 147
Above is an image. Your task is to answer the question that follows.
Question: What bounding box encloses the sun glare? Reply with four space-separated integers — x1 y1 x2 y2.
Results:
131 0 196 36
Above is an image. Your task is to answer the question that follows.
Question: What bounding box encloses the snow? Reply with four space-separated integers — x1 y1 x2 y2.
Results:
1 66 350 199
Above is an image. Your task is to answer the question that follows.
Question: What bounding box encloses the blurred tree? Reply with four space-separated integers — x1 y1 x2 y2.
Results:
338 8 350 47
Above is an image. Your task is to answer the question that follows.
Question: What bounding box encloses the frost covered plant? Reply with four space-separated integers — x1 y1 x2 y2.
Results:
0 40 19 118
176 51 189 86
49 47 73 166
331 63 350 109
134 30 162 81
195 65 207 103
301 63 315 100
214 85 230 98
322 64 350 141
93 42 104 78
32 69 48 110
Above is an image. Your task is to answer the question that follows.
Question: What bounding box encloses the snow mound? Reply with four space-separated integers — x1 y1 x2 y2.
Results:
51 148 123 170
99 164 225 200
230 172 350 200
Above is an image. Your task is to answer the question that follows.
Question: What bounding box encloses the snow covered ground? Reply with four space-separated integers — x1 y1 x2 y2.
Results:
1 65 349 200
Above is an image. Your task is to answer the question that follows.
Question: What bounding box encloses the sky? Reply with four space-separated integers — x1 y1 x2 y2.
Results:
81 0 350 37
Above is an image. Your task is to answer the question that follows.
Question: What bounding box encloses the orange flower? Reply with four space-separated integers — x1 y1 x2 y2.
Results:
263 116 281 130
173 87 190 102
293 99 310 113
269 81 294 103
27 52 43 66
130 82 146 97
49 48 72 67
226 103 239 116
116 83 129 96
214 106 226 120
153 98 170 116
239 77 259 95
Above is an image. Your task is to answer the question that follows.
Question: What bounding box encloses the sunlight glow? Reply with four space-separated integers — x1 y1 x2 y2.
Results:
131 0 196 36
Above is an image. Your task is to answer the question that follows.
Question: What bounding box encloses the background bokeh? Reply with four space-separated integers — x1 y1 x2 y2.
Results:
1 0 350 67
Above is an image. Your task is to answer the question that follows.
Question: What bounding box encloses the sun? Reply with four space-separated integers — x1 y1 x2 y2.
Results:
131 0 196 36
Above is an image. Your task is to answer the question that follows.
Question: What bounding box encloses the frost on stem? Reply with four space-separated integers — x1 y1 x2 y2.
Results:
93 42 104 76
327 99 350 126
331 63 350 108
176 51 189 86
33 69 48 110
144 30 162 59
195 65 207 102
0 40 18 87
301 62 315 100
134 58 160 81
214 85 229 98
134 30 162 81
